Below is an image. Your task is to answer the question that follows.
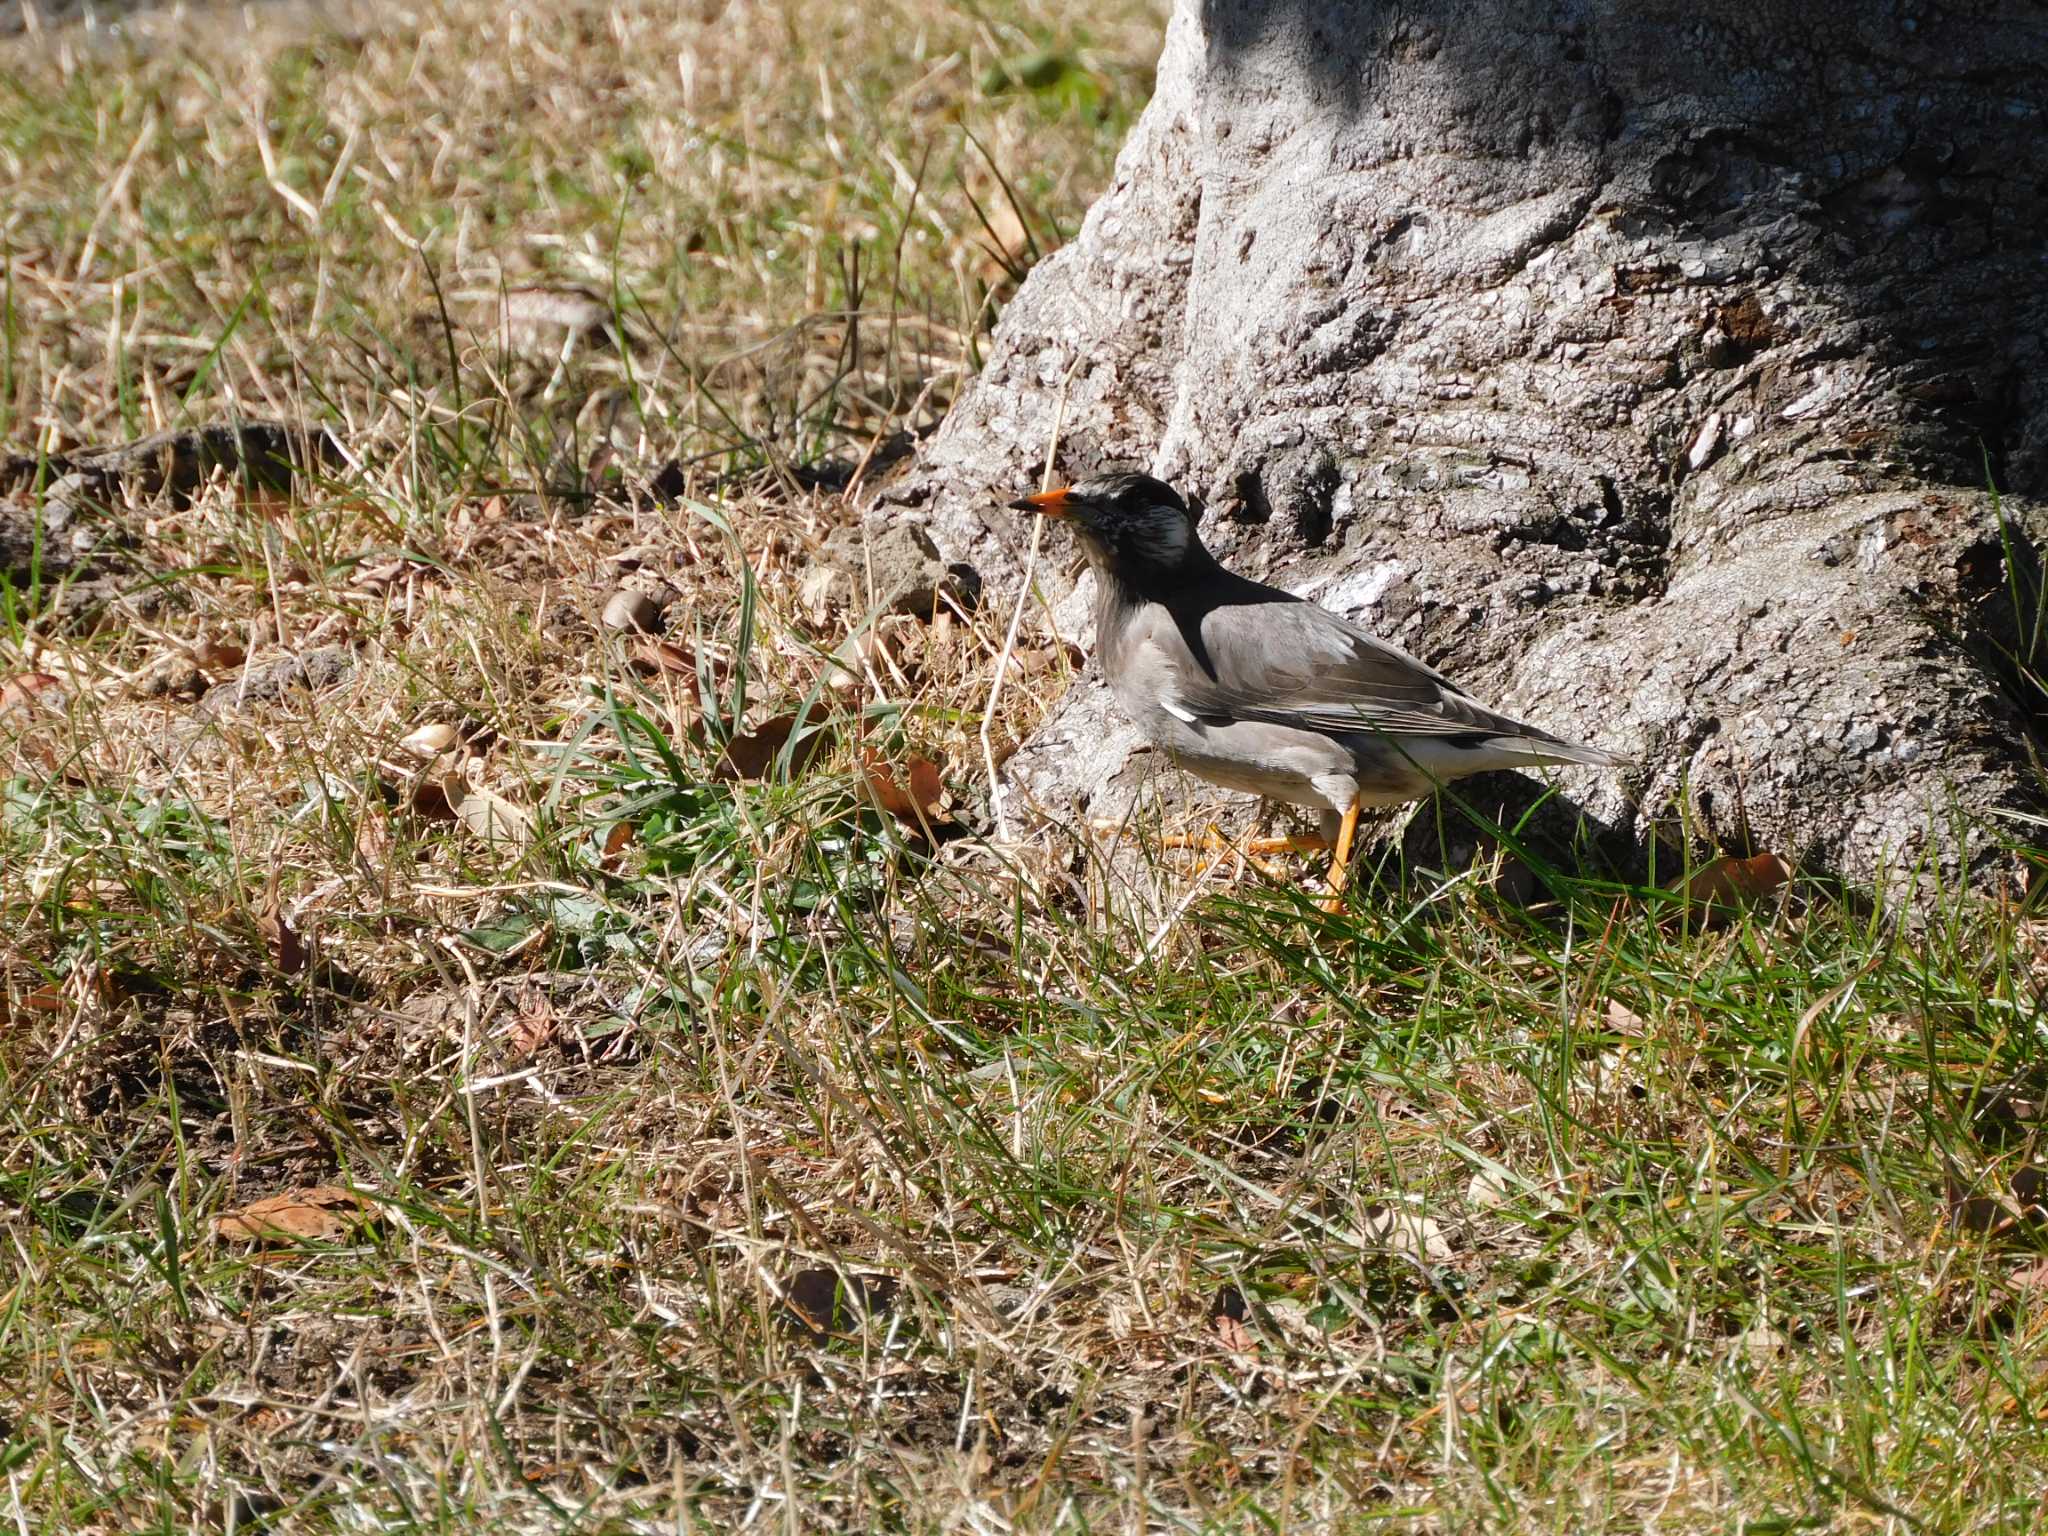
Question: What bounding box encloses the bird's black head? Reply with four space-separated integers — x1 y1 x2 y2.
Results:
1006 471 1204 588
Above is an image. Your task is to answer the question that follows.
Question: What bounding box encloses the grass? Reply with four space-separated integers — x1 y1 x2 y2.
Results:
5 1 2048 1531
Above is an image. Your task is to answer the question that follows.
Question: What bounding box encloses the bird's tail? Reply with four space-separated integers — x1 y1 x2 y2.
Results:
1475 734 1630 771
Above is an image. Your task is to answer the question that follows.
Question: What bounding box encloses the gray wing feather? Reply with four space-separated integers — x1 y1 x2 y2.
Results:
1167 600 1551 744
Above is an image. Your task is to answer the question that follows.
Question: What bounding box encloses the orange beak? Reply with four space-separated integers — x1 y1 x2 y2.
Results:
1007 487 1077 516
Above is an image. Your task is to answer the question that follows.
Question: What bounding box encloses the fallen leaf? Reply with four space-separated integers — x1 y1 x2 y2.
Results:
355 808 393 864
255 864 307 976
1360 1203 1453 1264
1668 853 1791 921
410 771 461 822
601 820 635 864
1211 1285 1256 1354
215 1185 377 1244
831 621 934 694
1465 1166 1515 1210
349 554 440 594
0 672 63 715
1215 1313 1255 1353
496 286 609 347
798 564 843 627
2010 1257 2048 1296
127 655 206 701
602 587 667 634
257 902 307 976
400 721 462 758
1009 642 1083 679
783 1268 898 1337
714 712 831 781
861 749 952 832
1735 1317 1789 1367
2012 1165 2048 1220
1 983 65 1027
628 639 697 677
1604 998 1647 1033
507 984 555 1061
980 200 1031 266
451 781 532 847
192 638 246 672
1946 1174 2020 1235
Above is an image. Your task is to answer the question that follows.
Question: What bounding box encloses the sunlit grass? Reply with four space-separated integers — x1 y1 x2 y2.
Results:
5 1 2048 1532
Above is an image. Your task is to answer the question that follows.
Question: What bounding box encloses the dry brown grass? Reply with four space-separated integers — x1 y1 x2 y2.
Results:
7 2 2048 1533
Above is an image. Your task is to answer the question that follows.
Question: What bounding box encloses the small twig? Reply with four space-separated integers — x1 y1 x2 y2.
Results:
983 353 1082 842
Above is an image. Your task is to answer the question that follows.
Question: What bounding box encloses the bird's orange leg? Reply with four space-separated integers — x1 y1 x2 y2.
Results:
1320 795 1363 912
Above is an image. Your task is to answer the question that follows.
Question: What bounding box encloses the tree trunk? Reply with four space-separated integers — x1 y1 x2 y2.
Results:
891 0 2048 895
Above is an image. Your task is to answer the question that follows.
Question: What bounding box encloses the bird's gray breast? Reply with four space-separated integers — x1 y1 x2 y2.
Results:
1098 598 1197 749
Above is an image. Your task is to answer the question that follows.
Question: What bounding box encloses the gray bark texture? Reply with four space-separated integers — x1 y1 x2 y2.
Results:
884 0 2048 893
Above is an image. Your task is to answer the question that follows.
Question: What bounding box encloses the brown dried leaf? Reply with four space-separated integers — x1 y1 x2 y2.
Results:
1668 853 1791 922
451 781 532 847
0 672 63 715
355 807 393 865
2012 1165 2047 1221
628 639 697 677
410 771 461 822
126 655 207 701
980 200 1031 268
350 556 411 593
1007 644 1067 679
602 587 666 634
192 638 246 673
255 864 307 976
600 820 635 865
2010 1257 2048 1296
1948 1178 2014 1234
1215 1313 1255 1353
1 983 64 1027
2 966 121 1029
1210 1285 1256 1354
257 903 307 976
507 984 555 1061
824 628 890 691
714 712 831 781
497 286 609 345
1361 1203 1453 1263
861 749 952 831
1605 998 1647 1033
784 1268 898 1338
215 1185 377 1245
400 721 462 759
1735 1318 1789 1367
1466 1166 1515 1210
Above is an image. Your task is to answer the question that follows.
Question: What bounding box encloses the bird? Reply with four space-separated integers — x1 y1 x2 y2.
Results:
1007 471 1625 904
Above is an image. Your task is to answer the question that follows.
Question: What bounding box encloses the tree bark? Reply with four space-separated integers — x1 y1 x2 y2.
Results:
891 0 2048 894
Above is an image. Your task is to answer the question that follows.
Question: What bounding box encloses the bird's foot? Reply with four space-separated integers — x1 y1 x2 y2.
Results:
1149 823 1279 881
1160 830 1333 857
1091 819 1333 889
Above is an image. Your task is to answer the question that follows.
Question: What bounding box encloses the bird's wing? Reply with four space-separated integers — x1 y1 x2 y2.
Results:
1154 594 1538 743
